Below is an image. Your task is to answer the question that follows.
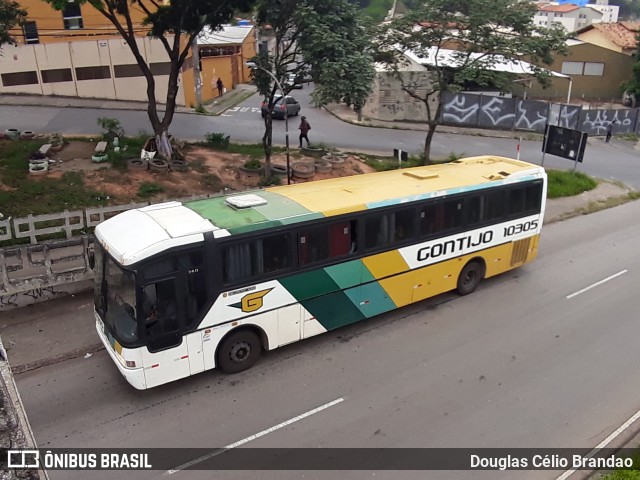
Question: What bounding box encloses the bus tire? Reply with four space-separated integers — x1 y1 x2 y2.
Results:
216 330 262 374
456 260 485 296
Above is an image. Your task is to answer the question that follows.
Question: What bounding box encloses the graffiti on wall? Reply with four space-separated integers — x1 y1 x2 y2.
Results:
580 109 638 135
441 93 481 126
478 97 516 129
0 286 65 309
442 92 640 136
514 100 548 132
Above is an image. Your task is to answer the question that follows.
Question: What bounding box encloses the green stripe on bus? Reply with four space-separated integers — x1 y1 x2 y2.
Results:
280 269 339 301
252 191 321 224
301 291 366 330
185 197 268 230
325 260 375 289
344 282 398 317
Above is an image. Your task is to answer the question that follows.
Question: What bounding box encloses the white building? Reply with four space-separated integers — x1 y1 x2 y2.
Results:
534 1 618 32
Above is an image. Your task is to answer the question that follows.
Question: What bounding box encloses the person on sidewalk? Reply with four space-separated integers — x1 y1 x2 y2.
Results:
216 77 224 97
606 120 616 143
298 116 311 148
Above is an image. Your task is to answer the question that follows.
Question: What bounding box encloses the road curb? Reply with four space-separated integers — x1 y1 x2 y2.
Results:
12 342 105 375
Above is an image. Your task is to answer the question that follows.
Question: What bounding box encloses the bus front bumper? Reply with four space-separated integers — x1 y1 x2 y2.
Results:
95 319 146 390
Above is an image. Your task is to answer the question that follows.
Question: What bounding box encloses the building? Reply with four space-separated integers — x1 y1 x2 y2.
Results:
8 0 150 45
524 20 637 102
1 1 254 107
181 24 257 107
533 1 618 32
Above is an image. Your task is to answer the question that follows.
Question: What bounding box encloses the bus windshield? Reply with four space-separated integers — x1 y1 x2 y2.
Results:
93 246 139 346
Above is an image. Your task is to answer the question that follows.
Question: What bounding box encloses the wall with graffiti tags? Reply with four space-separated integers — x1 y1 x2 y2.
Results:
440 92 639 135
0 236 94 310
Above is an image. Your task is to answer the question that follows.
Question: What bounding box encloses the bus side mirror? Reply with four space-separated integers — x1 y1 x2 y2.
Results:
87 248 95 270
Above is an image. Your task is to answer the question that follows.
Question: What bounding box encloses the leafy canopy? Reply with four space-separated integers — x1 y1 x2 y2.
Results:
252 0 375 168
375 0 568 161
0 0 27 47
44 0 254 158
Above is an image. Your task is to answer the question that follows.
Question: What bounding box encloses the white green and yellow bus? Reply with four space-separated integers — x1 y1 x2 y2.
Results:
92 155 546 389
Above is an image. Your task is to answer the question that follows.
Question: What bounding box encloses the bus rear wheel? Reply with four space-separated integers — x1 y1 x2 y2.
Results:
217 330 262 374
457 261 484 296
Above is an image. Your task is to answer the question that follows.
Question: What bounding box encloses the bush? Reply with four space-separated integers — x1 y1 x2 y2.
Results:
201 173 223 190
205 132 230 150
243 157 262 170
97 117 124 141
259 175 282 187
138 182 164 198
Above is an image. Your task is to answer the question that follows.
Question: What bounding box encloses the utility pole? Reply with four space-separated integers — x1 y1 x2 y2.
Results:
192 37 202 108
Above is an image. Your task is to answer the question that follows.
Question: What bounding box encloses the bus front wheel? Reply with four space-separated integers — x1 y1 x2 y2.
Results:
217 330 262 374
457 261 484 296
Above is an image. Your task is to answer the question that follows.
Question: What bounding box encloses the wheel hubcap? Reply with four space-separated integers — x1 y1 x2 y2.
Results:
229 341 251 363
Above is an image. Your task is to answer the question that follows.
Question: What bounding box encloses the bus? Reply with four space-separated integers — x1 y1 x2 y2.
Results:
92 155 546 389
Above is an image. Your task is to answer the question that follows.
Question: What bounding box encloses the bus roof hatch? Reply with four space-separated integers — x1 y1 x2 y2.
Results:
225 194 268 209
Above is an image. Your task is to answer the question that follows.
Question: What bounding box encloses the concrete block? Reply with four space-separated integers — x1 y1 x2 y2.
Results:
95 141 108 154
38 144 52 156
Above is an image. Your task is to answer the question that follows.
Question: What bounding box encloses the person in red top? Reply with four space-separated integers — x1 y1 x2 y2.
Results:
298 116 311 148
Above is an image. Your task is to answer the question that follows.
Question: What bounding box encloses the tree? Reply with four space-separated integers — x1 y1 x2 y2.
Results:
252 0 375 176
622 32 640 107
45 0 254 159
0 0 26 48
375 0 567 163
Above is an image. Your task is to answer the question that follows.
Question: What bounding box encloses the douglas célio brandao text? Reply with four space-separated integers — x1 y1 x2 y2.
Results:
470 454 634 471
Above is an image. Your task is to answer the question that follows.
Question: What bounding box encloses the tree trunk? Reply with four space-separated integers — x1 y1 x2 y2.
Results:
262 113 273 176
156 131 172 160
356 105 362 121
423 123 437 165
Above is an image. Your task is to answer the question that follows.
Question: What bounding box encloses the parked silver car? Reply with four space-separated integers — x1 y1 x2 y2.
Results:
261 95 301 119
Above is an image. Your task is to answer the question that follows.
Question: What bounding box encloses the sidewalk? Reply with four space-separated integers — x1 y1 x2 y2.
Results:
0 84 257 116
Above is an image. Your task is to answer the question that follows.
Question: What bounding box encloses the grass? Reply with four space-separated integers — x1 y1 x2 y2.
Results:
0 141 110 218
364 151 463 172
547 170 598 198
599 449 640 479
138 182 164 198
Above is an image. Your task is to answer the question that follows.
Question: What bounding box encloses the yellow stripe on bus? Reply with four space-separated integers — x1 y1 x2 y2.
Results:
378 235 540 307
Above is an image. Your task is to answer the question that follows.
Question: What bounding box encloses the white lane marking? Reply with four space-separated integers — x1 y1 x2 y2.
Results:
165 397 344 475
555 407 640 480
566 270 628 299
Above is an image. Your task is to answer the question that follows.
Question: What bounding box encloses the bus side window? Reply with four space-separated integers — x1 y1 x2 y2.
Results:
393 208 415 242
299 227 330 265
365 214 392 250
466 196 484 226
262 233 290 273
176 251 207 327
223 243 252 283
525 183 542 213
486 190 505 221
443 199 464 230
420 203 444 236
143 278 180 351
329 222 351 256
508 188 526 217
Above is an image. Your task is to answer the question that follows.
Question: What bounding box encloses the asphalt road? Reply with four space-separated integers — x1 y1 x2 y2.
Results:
14 201 640 480
2 93 640 188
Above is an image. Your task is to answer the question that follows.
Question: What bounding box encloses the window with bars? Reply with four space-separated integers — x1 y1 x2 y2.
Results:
23 21 39 44
63 3 84 30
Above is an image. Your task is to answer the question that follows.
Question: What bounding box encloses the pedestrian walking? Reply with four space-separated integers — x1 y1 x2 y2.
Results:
216 77 224 97
606 120 616 143
298 116 311 148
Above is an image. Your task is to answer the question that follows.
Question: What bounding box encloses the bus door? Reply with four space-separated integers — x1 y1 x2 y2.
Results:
138 250 208 387
139 276 191 387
